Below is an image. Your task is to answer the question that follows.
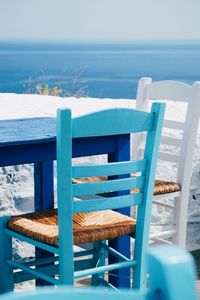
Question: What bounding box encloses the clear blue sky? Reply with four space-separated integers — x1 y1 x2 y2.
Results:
0 0 200 42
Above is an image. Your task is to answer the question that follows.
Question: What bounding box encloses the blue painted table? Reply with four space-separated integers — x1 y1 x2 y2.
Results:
0 117 130 288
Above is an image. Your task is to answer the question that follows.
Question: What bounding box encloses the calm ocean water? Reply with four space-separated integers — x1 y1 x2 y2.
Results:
0 42 200 99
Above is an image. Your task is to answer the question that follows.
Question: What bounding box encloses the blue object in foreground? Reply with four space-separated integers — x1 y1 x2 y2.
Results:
0 245 197 300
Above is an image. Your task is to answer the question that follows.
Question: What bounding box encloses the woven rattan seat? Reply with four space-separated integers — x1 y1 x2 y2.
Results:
73 177 181 196
154 180 181 195
7 209 135 246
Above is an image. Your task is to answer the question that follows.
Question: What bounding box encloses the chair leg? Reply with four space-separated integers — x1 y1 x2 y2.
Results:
59 252 74 285
91 241 106 286
0 216 14 293
173 195 187 249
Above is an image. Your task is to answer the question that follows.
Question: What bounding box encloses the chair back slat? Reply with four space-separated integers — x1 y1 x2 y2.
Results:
146 80 191 102
73 176 145 197
163 119 184 130
72 159 147 178
160 136 182 147
158 151 179 164
73 193 144 213
72 108 154 137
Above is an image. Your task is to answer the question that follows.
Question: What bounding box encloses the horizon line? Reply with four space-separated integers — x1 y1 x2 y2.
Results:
1 38 200 45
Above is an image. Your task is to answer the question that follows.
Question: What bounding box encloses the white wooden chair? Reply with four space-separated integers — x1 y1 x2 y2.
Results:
134 77 200 248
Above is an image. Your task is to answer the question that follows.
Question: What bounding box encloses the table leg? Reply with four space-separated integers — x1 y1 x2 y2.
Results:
34 161 54 210
108 134 131 288
34 161 54 286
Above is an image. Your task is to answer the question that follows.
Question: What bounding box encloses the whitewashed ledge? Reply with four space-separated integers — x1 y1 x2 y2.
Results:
0 93 200 251
0 93 135 120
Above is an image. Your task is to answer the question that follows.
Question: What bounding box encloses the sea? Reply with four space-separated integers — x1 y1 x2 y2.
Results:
0 42 200 99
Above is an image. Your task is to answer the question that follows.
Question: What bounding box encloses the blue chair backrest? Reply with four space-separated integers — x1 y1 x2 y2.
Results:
56 103 165 287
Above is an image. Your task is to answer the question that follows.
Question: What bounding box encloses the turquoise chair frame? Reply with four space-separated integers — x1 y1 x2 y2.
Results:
0 103 165 292
0 245 197 300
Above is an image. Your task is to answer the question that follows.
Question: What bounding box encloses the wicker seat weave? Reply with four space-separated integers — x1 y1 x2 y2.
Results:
154 180 181 195
7 209 135 246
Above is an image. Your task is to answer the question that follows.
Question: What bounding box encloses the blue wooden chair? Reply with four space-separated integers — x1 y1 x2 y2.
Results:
0 103 165 293
0 245 197 300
